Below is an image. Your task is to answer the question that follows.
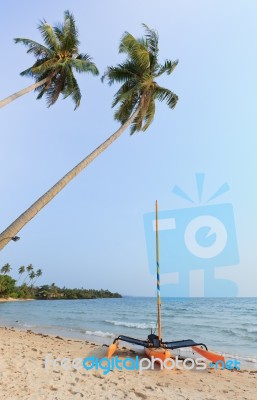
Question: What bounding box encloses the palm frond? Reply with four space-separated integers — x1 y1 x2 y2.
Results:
62 67 81 109
154 86 178 109
77 53 94 61
129 113 144 135
35 72 51 98
141 98 155 131
129 93 152 134
70 57 99 75
102 62 138 85
19 58 51 77
114 95 139 124
38 20 60 52
19 66 36 78
45 73 65 107
30 58 58 75
70 75 82 110
62 10 79 51
142 23 159 57
14 38 52 57
142 24 159 73
137 38 147 48
112 80 139 107
53 24 64 43
156 59 178 77
119 32 150 70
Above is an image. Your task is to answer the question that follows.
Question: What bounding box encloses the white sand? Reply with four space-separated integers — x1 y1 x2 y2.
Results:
0 298 34 302
0 327 256 399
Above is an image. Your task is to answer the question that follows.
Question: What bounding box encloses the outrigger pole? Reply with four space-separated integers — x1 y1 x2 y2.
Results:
156 200 162 340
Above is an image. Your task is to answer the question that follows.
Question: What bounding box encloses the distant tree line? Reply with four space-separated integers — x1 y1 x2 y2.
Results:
0 263 122 299
36 284 122 300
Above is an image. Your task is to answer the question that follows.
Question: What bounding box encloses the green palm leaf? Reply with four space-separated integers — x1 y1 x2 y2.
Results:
156 59 179 77
62 68 82 109
62 10 79 51
103 23 178 134
142 23 159 73
13 10 99 109
112 80 139 107
38 21 61 52
102 63 139 85
13 38 53 57
70 57 98 74
114 96 139 124
141 99 156 131
119 32 150 70
154 86 178 109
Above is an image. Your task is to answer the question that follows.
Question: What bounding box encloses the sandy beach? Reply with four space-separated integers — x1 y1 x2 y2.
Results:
0 298 34 303
0 327 256 400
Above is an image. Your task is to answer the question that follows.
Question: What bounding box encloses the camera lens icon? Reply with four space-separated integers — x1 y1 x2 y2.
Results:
184 215 228 259
144 203 239 273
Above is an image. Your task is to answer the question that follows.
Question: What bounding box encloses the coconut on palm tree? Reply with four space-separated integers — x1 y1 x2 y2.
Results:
0 10 99 109
0 24 178 251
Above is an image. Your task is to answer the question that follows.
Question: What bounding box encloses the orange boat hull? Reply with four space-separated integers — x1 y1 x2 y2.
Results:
145 347 173 362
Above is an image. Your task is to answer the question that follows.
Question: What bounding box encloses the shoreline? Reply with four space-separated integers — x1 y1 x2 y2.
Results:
1 321 256 370
0 297 34 303
0 326 256 399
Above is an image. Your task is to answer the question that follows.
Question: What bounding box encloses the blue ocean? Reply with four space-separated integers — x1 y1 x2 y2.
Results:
0 297 256 368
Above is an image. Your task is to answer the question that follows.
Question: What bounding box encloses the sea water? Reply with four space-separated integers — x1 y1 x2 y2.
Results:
0 297 256 368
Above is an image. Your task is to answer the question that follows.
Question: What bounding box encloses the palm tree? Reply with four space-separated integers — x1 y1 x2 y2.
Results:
22 264 34 284
32 269 43 285
28 271 36 286
0 10 99 109
1 263 12 275
0 24 178 251
17 265 26 282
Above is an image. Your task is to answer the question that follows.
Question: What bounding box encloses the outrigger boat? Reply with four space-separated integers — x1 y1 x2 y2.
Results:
107 201 225 365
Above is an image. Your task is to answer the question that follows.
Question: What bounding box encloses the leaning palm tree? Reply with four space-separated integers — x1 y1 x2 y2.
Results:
0 24 178 251
32 269 43 286
0 10 99 109
22 264 34 284
17 265 26 282
28 271 36 287
1 263 12 275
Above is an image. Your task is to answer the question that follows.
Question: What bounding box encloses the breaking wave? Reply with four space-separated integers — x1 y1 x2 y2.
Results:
85 330 115 338
105 320 155 329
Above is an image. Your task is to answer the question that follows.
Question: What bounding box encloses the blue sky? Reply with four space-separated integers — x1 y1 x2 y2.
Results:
1 0 256 296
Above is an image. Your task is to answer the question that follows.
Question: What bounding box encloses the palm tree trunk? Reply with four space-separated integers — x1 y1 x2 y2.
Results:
22 274 29 285
32 277 38 286
0 109 139 251
0 78 49 108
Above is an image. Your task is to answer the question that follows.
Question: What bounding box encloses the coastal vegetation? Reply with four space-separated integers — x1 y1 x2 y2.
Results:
0 264 121 300
0 13 178 251
34 285 121 300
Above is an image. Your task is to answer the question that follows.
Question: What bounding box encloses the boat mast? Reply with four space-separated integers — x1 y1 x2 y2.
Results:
156 200 162 340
